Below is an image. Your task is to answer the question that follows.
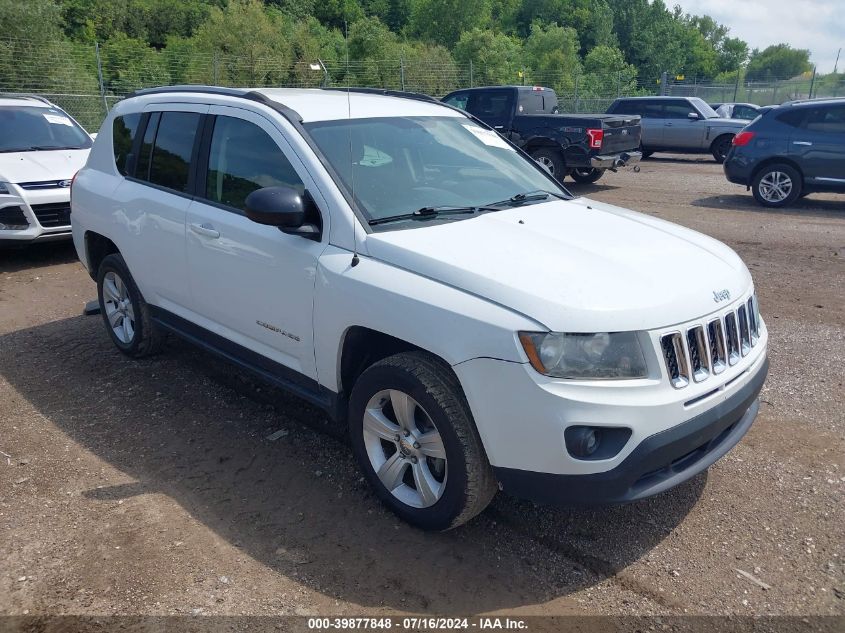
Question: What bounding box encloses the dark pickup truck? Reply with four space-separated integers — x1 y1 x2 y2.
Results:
442 86 642 183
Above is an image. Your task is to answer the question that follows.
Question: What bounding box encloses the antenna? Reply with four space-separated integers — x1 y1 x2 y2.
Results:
345 20 360 268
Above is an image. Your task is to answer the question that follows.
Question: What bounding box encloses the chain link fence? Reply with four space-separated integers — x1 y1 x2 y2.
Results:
2 37 843 132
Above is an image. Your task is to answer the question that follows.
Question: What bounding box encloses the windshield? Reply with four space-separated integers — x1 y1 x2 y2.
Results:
304 116 570 226
0 105 92 152
690 98 720 119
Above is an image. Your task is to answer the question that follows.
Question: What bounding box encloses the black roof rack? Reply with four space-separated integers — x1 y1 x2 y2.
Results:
125 85 252 100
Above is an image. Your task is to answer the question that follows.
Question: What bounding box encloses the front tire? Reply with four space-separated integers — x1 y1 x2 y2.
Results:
570 167 604 184
711 134 733 163
529 147 566 182
97 253 163 357
751 163 802 208
348 352 496 531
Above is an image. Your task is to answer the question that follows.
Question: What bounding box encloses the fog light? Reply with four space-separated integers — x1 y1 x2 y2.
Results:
565 425 632 461
567 427 601 457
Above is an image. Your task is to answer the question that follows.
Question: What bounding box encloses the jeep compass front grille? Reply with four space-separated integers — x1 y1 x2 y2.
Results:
660 296 761 389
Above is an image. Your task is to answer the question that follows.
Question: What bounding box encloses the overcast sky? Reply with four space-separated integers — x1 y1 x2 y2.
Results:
671 0 844 73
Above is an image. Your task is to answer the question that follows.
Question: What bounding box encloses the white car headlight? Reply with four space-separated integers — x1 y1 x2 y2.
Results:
0 182 11 194
519 331 648 379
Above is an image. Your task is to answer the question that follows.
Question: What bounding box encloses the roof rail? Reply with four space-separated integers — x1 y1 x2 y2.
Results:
321 87 438 104
125 85 252 100
0 93 54 106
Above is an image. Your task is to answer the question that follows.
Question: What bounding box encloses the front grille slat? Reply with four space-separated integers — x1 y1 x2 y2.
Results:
659 294 761 389
661 332 690 389
737 305 751 356
724 312 741 366
686 325 710 382
31 202 71 228
707 318 727 375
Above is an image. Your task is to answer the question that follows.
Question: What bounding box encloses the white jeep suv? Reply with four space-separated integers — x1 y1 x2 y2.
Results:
0 96 92 246
71 86 768 530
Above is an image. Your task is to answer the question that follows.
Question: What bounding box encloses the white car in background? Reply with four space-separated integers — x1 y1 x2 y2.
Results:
0 96 93 247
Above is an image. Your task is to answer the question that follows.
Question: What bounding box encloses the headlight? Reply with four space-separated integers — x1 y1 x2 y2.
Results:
519 331 648 379
0 182 10 194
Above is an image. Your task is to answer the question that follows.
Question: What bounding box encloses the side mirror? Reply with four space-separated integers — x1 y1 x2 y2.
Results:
687 112 700 120
244 186 321 240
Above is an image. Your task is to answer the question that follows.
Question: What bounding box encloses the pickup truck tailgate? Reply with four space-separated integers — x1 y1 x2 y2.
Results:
601 116 641 154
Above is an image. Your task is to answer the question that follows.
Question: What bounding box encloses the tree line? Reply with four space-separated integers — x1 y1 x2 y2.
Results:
0 0 822 100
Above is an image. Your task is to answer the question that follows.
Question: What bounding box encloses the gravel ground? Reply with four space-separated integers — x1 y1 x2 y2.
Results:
0 155 843 620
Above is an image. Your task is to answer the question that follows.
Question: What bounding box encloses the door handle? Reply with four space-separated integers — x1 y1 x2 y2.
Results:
494 125 504 129
792 141 813 146
190 222 220 239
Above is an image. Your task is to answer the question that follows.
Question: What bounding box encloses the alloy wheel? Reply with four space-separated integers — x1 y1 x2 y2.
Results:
102 271 135 344
758 171 793 203
362 389 447 508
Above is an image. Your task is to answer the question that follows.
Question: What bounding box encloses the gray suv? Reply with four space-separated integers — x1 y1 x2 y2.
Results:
607 96 748 163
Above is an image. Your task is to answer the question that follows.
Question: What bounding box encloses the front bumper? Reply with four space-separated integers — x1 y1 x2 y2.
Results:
590 151 642 170
0 189 72 246
493 356 767 505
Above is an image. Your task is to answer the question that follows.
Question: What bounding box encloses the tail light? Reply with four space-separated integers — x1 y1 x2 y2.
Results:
586 128 604 149
732 131 755 146
70 171 79 207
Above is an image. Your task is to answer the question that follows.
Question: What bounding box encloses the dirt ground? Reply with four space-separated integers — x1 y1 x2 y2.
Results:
1 155 843 620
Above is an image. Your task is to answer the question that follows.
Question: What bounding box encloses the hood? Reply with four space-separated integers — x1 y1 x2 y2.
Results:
705 117 748 129
365 198 752 332
0 149 90 184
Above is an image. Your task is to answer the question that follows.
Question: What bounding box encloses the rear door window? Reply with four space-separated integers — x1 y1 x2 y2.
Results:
148 112 202 193
663 100 696 119
803 105 845 134
112 113 142 176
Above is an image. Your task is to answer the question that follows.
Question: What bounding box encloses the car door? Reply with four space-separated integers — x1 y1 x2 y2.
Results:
613 100 664 148
184 106 328 383
789 104 845 186
662 99 706 149
116 104 207 312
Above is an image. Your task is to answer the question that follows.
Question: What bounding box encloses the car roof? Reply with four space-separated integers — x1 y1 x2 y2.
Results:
0 95 52 108
615 96 699 100
781 97 845 108
123 86 463 123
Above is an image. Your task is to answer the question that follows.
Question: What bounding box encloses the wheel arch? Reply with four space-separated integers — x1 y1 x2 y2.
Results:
338 327 452 399
85 231 120 281
750 156 805 186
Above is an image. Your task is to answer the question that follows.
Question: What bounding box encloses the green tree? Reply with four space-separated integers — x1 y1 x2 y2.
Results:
100 32 171 93
524 22 581 92
192 0 293 86
746 44 812 81
314 0 364 31
402 42 460 95
410 0 492 48
581 44 637 97
454 28 522 86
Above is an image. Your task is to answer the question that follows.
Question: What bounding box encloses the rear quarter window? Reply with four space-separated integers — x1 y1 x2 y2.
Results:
112 113 142 176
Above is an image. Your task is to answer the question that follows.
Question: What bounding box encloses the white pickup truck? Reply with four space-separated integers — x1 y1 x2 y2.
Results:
71 86 768 530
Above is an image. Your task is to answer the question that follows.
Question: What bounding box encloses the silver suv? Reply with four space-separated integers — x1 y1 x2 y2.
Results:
607 96 748 163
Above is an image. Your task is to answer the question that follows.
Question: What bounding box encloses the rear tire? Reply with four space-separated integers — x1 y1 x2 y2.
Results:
348 351 496 531
711 134 733 163
529 147 566 182
570 167 604 184
751 163 802 208
97 253 163 358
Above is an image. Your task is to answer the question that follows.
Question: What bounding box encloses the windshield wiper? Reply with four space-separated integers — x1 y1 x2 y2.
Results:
487 189 568 208
368 205 498 226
